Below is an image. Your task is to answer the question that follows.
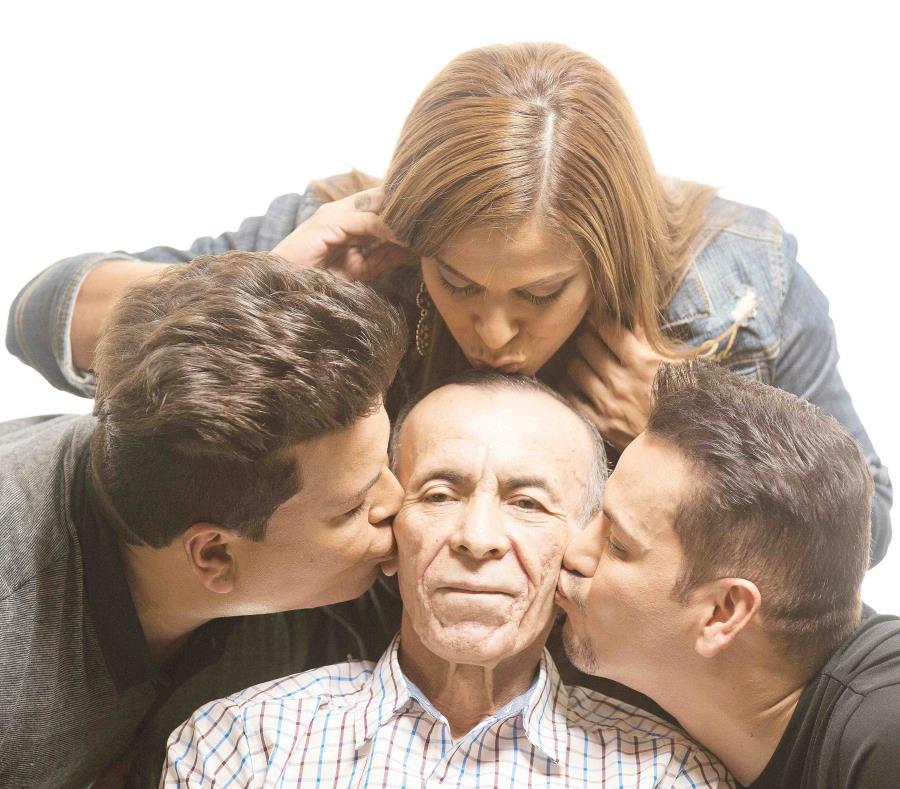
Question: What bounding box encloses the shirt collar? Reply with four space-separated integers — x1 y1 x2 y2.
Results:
404 670 537 728
354 634 411 749
74 443 156 692
520 648 570 765
353 634 570 763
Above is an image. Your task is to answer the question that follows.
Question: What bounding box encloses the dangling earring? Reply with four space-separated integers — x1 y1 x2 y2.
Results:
415 281 433 357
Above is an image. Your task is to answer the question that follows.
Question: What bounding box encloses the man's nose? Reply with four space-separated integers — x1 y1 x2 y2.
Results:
474 307 518 351
368 466 404 525
450 498 511 560
561 514 601 578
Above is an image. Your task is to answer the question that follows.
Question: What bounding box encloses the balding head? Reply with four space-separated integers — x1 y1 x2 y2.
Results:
387 372 606 667
391 372 606 524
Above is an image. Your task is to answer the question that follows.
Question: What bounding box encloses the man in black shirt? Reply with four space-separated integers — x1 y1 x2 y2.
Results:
751 609 900 786
0 252 407 787
558 361 900 787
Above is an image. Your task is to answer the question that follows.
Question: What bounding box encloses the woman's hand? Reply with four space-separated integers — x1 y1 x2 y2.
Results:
271 187 413 282
564 322 675 450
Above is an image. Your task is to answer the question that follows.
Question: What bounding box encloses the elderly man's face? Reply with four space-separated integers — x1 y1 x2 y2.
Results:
391 384 597 665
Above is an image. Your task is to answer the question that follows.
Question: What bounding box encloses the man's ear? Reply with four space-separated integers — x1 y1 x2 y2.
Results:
692 577 761 659
181 523 240 594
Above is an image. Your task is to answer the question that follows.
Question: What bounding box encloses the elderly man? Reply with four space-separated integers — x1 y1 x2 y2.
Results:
559 362 900 788
163 372 732 787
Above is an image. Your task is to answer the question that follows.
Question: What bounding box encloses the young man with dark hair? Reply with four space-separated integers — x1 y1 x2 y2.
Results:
559 362 900 787
0 252 407 787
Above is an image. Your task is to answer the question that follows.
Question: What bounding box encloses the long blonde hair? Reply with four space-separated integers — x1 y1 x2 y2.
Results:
315 42 717 357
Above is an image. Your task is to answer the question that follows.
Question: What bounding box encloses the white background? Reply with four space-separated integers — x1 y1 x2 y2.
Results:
2 1 898 610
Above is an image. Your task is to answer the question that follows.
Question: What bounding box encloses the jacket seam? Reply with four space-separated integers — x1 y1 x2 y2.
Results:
714 225 782 244
723 342 782 364
12 275 43 372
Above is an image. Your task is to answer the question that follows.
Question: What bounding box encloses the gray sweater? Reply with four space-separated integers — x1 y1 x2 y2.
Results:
0 414 361 787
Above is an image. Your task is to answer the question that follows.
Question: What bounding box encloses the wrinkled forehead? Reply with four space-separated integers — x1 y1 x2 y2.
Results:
396 385 592 501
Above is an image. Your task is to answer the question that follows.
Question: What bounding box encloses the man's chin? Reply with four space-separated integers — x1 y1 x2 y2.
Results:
426 621 522 665
561 618 601 676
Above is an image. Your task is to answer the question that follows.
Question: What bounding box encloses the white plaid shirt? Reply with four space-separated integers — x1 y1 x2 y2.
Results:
162 635 734 788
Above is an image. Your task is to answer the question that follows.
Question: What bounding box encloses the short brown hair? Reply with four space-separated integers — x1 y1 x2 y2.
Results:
91 251 407 547
646 361 872 665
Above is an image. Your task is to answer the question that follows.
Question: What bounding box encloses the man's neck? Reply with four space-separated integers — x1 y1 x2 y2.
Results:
398 619 547 739
117 539 212 665
648 648 809 785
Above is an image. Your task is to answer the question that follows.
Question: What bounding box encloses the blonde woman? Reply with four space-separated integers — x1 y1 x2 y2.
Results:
8 42 891 562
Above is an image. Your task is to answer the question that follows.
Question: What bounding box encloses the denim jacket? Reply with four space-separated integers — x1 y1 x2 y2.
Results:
6 189 891 564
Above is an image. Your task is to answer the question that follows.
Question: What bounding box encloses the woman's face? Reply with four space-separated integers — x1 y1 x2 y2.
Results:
421 220 593 375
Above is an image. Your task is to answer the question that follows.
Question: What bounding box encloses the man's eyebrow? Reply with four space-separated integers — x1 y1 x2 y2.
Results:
604 505 644 547
434 256 576 291
336 470 382 507
408 467 469 488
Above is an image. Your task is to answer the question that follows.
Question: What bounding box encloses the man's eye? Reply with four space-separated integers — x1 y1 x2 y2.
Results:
607 537 627 558
340 502 366 521
424 491 454 504
510 497 543 512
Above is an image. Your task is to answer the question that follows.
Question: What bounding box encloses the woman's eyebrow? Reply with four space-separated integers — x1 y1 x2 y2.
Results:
515 272 577 290
435 256 477 284
435 256 576 290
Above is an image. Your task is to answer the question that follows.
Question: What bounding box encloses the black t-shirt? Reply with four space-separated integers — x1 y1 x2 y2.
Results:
749 609 900 788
